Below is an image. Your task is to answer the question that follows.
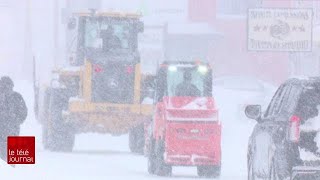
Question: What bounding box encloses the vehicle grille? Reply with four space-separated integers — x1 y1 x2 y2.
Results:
91 62 135 104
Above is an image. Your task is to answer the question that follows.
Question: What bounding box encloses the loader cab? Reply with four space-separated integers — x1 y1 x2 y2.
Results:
66 12 144 104
73 13 144 65
154 62 212 103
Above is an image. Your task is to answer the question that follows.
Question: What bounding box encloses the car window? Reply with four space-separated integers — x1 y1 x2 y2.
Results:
269 85 302 121
264 83 312 121
272 85 292 116
264 85 287 117
280 85 302 116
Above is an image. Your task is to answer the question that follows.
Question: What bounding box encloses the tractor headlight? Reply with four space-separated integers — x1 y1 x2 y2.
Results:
198 65 208 74
168 65 177 72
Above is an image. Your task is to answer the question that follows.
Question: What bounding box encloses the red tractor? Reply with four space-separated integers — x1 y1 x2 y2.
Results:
145 61 221 177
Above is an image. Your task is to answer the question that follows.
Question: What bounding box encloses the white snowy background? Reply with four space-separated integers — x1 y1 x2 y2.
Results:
1 0 319 179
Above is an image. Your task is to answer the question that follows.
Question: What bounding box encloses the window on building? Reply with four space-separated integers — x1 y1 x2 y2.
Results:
217 0 262 16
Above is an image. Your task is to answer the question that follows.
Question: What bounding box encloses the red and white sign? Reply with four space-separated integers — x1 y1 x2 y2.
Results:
7 136 35 164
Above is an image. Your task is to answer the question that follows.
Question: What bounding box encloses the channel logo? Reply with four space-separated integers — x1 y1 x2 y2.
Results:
7 136 35 164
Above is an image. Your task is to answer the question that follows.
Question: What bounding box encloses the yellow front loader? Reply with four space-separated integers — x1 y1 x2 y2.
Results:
34 11 154 152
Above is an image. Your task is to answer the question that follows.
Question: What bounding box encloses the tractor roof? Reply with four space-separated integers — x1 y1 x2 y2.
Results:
161 61 210 67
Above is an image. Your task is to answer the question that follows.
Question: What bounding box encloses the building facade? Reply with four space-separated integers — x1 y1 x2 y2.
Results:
188 0 320 85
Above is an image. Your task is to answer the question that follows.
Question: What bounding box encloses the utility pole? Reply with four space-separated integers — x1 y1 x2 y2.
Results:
23 0 33 80
53 0 59 68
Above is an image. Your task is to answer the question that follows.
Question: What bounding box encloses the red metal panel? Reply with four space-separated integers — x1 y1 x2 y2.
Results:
165 122 221 166
188 0 216 22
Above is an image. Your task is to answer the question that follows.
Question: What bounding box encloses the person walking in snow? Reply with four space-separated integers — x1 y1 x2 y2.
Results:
0 76 28 162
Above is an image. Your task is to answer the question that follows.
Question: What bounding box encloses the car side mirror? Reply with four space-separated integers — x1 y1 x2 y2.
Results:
245 105 262 121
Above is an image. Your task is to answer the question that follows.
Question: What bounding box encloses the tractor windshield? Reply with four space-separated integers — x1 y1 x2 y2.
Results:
83 17 137 53
166 65 212 97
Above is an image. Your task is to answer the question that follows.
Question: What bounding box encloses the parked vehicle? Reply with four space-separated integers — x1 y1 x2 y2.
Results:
245 77 320 180
145 61 221 177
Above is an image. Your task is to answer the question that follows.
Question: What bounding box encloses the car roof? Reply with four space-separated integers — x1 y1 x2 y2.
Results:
284 77 320 88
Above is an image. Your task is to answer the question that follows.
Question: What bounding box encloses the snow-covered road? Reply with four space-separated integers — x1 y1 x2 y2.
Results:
0 80 255 180
1 134 248 180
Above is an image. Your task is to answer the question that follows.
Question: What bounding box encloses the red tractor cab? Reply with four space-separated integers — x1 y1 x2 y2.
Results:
146 61 221 177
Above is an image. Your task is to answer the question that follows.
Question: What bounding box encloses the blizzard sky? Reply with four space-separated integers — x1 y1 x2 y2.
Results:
0 0 191 82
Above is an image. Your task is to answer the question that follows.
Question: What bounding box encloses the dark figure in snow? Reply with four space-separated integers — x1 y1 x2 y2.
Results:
101 25 122 50
175 71 201 97
0 76 28 162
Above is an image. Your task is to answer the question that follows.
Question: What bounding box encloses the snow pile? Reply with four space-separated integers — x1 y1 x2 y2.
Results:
180 98 208 110
300 105 320 132
166 97 209 110
300 148 320 161
69 96 85 102
141 97 153 104
300 105 320 153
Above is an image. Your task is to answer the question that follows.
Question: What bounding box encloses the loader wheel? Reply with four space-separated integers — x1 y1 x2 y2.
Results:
147 139 156 174
42 125 49 149
44 88 75 152
270 160 280 180
155 141 172 176
197 166 220 178
129 124 145 154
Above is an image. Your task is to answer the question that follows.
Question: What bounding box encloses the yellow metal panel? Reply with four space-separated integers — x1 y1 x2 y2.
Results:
79 66 84 98
70 101 130 112
134 64 141 104
83 60 92 101
67 102 154 134
68 101 153 116
140 104 154 115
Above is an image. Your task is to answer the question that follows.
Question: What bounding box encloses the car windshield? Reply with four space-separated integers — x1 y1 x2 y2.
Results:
84 18 134 52
166 65 211 97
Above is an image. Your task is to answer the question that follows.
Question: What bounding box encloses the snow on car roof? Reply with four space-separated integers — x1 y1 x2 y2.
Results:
287 76 320 85
288 75 310 81
284 76 320 91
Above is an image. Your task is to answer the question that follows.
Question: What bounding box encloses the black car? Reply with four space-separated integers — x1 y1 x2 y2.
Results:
245 77 320 180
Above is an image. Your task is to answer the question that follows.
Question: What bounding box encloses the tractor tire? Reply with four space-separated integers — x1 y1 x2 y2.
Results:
42 124 49 149
129 124 145 154
43 88 75 152
147 138 156 174
197 166 221 178
155 140 172 176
